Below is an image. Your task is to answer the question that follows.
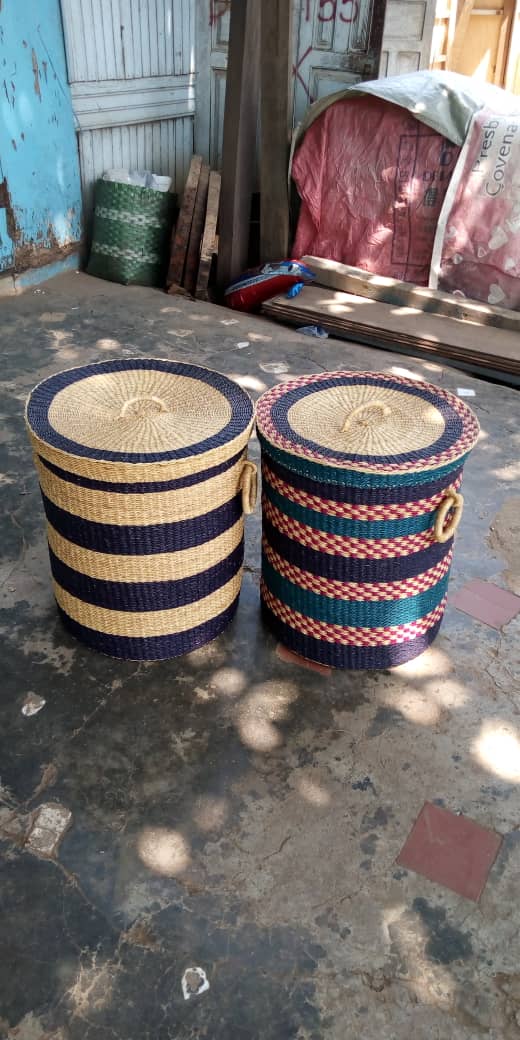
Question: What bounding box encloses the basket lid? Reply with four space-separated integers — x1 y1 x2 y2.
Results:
256 371 480 475
26 358 254 472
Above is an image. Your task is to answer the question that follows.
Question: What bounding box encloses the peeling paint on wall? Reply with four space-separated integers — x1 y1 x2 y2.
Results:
0 2 82 274
31 47 41 99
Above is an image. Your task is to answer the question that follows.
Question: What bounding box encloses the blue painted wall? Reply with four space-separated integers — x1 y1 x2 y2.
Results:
0 0 82 273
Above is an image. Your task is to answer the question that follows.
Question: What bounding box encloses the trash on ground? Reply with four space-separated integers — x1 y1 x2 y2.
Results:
296 324 328 338
181 966 210 1000
21 693 46 716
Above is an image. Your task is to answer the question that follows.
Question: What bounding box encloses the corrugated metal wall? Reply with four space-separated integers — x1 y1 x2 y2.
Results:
61 0 195 219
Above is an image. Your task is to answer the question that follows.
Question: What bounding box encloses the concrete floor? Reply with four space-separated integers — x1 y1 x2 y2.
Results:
1 272 520 1040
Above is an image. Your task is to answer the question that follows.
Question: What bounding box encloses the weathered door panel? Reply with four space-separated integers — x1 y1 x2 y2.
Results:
195 0 230 167
380 0 437 76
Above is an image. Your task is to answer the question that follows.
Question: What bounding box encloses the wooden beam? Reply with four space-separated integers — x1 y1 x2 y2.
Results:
301 255 520 333
494 0 515 85
166 154 202 291
195 170 221 300
217 0 261 290
260 0 292 263
447 0 475 69
183 162 210 297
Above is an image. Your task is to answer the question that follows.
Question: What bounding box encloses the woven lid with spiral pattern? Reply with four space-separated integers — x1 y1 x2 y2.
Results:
26 358 254 481
256 371 480 476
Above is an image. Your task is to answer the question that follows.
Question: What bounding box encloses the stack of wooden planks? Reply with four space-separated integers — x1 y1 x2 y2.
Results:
262 256 520 381
166 155 221 300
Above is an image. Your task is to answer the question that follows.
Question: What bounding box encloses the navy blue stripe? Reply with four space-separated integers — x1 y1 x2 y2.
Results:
27 359 253 463
57 598 240 660
262 516 452 584
262 599 443 670
263 454 464 507
269 376 464 466
39 449 244 494
42 491 242 555
49 541 243 611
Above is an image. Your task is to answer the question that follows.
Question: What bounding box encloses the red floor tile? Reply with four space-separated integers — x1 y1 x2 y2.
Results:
451 579 520 629
396 802 502 902
276 643 332 675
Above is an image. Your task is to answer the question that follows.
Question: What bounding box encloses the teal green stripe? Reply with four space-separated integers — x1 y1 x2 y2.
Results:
262 556 450 627
263 482 436 539
258 433 466 488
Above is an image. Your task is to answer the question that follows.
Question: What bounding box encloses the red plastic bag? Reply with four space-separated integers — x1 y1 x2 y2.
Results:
225 261 315 311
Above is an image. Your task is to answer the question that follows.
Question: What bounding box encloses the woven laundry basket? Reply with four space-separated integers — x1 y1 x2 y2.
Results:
87 179 175 287
256 371 480 669
26 359 256 660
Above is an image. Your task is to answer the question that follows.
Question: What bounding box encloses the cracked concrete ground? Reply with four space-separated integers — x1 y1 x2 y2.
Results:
0 272 519 1040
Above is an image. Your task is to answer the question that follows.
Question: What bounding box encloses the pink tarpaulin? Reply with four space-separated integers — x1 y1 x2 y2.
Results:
292 96 460 286
431 108 520 308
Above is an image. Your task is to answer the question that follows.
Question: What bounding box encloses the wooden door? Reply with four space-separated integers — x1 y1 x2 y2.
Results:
196 0 387 166
291 0 387 125
380 0 438 76
60 0 196 220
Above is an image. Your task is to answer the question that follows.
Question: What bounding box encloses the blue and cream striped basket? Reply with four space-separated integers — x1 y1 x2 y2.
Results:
256 371 480 670
26 359 256 660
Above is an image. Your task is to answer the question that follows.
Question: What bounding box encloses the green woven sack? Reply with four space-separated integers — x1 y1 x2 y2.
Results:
87 179 175 287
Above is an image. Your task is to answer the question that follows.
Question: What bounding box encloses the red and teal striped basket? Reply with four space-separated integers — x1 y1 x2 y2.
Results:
256 371 480 670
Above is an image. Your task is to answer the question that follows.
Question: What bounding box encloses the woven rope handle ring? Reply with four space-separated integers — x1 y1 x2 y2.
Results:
342 401 391 433
435 488 464 543
120 395 168 417
241 459 258 515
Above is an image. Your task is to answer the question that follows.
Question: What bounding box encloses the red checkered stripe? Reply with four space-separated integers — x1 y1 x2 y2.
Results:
256 371 479 474
261 581 448 647
262 462 462 521
263 496 437 559
263 537 453 602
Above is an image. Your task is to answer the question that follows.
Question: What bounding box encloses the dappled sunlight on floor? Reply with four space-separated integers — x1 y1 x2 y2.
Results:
96 338 121 352
295 775 331 807
234 680 300 753
137 827 191 877
472 721 520 783
385 645 470 723
210 666 247 698
227 373 266 394
389 365 425 381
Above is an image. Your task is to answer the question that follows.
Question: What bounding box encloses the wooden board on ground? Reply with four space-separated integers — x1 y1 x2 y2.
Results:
262 285 520 377
195 170 221 301
182 162 210 297
166 155 202 291
259 0 291 263
217 0 261 290
301 255 520 334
